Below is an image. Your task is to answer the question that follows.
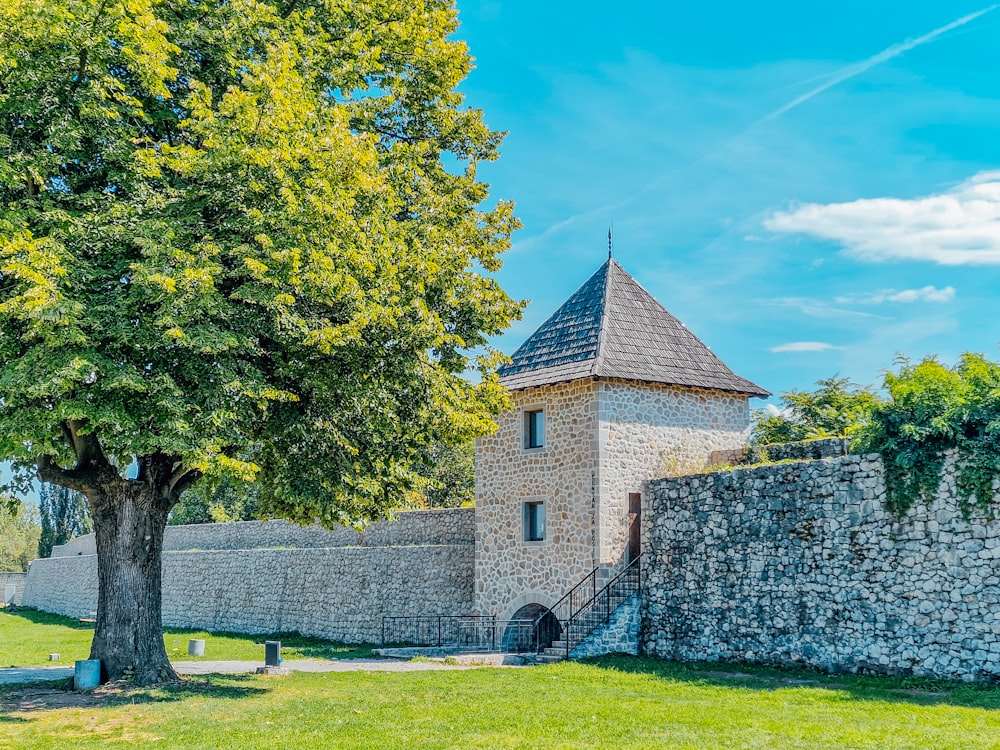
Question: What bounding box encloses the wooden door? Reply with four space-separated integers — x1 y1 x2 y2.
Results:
627 493 641 563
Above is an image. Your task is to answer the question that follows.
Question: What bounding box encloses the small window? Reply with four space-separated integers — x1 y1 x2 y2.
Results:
524 501 546 542
524 409 545 449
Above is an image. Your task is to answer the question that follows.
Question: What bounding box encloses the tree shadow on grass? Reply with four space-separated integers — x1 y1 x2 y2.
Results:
163 628 374 660
1 607 93 631
1 674 267 715
584 654 1000 711
6 608 374 660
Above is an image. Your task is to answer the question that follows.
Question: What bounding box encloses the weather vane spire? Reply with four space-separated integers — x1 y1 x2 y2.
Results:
608 225 613 260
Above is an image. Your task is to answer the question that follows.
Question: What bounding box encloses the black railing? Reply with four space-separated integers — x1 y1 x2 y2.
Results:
525 565 603 652
544 565 601 624
562 554 641 657
381 616 538 653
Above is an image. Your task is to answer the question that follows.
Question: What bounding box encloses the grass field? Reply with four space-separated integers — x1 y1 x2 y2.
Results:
0 608 372 666
4 610 1000 749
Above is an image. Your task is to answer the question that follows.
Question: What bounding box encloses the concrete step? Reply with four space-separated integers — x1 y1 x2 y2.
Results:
550 640 568 650
542 647 567 656
535 653 565 664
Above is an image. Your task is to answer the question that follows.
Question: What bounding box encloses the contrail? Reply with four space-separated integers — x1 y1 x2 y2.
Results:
756 4 999 124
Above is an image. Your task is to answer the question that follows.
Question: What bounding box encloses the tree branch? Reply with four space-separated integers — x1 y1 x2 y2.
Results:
64 419 110 470
168 466 201 498
36 455 99 494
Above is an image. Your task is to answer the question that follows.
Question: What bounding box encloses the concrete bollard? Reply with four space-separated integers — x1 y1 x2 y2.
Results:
188 639 206 657
74 659 101 690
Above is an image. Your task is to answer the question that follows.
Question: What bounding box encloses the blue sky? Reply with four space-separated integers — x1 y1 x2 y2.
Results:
455 0 1000 403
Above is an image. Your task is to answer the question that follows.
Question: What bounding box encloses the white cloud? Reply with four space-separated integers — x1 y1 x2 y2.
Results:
834 286 956 304
768 341 840 353
764 171 1000 265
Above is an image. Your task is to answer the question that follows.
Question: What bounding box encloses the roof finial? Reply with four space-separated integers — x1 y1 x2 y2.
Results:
608 225 613 260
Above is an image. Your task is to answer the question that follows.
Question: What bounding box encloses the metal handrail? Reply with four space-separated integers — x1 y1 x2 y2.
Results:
563 553 642 658
527 564 602 653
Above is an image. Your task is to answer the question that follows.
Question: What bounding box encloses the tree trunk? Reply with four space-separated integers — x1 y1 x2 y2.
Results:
89 483 177 684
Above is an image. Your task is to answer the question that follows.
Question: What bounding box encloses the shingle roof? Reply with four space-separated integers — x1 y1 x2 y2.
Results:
498 259 769 397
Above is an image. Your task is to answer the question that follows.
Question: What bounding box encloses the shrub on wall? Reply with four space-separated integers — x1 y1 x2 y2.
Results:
858 353 1000 516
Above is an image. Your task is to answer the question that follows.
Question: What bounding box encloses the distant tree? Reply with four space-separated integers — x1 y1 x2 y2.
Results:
38 483 92 558
170 477 262 525
0 0 520 683
753 375 882 445
0 500 41 573
419 439 475 508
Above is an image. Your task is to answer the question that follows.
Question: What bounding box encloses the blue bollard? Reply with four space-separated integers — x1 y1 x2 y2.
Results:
74 659 101 690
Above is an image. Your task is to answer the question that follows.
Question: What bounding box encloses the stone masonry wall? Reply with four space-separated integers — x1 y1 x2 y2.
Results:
24 509 474 643
598 380 750 567
0 573 26 606
51 508 474 558
570 593 641 658
643 453 1000 681
475 380 600 619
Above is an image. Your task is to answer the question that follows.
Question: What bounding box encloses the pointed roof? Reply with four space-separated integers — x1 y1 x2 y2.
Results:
498 259 769 397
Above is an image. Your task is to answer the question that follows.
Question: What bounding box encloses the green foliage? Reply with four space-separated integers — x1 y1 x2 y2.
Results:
858 353 1000 516
416 439 475 508
170 477 262 525
0 499 41 572
0 0 522 521
38 482 92 558
752 375 881 445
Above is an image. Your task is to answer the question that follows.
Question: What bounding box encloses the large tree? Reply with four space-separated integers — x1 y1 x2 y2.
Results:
0 0 520 683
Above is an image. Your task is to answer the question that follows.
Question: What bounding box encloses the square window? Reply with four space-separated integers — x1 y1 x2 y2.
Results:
524 409 545 449
524 501 546 542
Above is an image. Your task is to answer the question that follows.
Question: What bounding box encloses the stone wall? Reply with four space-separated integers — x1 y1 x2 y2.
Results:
0 572 26 606
643 453 1000 681
475 379 600 619
24 509 474 643
570 593 640 658
51 508 474 558
597 380 750 566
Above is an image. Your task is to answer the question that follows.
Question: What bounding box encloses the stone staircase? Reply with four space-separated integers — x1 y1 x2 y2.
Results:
537 639 571 664
532 554 642 664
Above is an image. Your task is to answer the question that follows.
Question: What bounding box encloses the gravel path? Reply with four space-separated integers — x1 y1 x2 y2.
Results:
0 658 471 686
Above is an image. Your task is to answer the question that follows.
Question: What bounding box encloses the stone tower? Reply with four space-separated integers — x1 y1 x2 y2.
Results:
474 258 768 621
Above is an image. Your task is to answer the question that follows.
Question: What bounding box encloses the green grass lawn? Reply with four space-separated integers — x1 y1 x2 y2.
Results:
3 658 1000 749
0 608 372 667
4 610 1000 749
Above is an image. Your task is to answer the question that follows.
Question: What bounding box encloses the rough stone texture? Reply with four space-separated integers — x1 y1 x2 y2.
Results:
475 379 601 619
475 378 750 620
642 453 1000 681
50 508 474 558
0 573 26 605
570 593 641 658
598 379 749 567
24 511 475 643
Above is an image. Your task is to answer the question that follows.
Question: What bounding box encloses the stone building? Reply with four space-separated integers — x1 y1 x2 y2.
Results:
473 258 768 623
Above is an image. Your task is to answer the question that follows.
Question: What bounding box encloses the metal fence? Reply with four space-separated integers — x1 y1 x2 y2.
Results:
381 616 540 652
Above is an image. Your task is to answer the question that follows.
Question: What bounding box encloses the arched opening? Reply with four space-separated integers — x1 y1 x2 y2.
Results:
505 603 561 652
